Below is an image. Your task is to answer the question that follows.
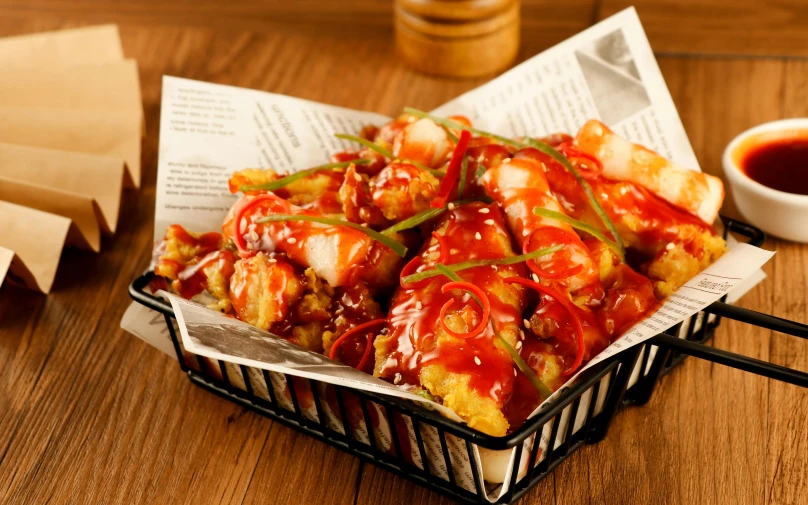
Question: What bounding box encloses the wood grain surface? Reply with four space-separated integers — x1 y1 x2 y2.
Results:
1 2 807 504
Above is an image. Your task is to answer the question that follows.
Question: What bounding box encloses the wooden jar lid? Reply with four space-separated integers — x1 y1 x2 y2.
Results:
395 0 520 78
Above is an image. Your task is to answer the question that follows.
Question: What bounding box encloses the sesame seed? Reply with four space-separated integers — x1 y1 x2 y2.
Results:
516 341 523 351
354 173 362 182
519 329 525 340
503 158 511 163
474 356 481 366
478 208 490 214
666 242 675 250
288 237 297 244
523 319 531 329
532 273 539 282
448 203 456 210
475 232 482 240
484 219 495 225
249 230 259 241
407 116 416 123
268 258 277 264
450 248 459 255
246 242 254 250
415 301 423 310
394 373 402 384
492 265 498 271
514 368 518 377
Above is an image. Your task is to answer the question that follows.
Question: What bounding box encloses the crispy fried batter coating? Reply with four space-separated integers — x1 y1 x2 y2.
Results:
371 162 440 221
646 232 726 298
229 253 304 331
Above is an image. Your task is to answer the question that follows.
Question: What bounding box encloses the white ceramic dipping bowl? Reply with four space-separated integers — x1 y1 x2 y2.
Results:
723 118 808 242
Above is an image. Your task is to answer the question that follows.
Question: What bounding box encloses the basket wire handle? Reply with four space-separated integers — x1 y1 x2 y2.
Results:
651 301 808 388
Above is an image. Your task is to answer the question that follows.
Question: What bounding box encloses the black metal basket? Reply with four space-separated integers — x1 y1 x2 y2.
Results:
128 217 808 504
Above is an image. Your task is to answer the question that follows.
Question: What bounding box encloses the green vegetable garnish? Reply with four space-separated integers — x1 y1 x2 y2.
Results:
403 108 625 258
335 133 444 178
255 214 407 257
457 155 469 198
417 390 435 402
533 207 624 261
335 133 394 158
475 162 487 179
380 198 481 237
402 245 564 284
381 207 446 237
521 137 625 257
238 159 370 193
434 263 551 400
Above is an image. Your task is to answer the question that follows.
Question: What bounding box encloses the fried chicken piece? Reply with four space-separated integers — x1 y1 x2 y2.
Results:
338 163 389 226
393 117 452 168
228 167 344 214
229 253 305 332
370 162 440 222
375 202 527 436
153 224 223 280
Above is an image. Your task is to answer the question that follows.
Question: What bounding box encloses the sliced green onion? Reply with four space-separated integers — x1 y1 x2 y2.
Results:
521 137 625 256
238 159 369 192
443 126 459 144
255 214 407 257
533 207 624 261
381 207 446 236
404 245 564 284
403 108 625 258
457 155 469 198
404 108 522 148
380 198 481 237
336 132 445 178
475 162 487 179
434 264 551 400
497 329 552 400
335 133 394 158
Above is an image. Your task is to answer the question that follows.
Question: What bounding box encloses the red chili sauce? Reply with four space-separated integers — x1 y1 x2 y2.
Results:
739 135 808 195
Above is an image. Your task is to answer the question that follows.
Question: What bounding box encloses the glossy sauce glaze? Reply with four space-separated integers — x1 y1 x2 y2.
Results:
376 202 526 408
536 148 714 258
740 135 808 195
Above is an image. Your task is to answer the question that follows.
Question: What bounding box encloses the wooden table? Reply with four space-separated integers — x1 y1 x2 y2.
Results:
1 2 807 504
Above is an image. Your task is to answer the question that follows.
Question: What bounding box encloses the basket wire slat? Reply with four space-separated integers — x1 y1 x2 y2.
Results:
128 218 808 504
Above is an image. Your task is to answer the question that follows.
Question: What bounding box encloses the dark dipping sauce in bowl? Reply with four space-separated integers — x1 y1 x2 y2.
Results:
741 136 808 195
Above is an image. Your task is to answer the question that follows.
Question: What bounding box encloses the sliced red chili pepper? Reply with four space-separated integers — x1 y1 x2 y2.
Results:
557 142 603 180
431 231 448 263
329 319 388 371
233 194 288 258
523 227 585 280
399 256 423 289
431 129 471 208
504 277 584 375
438 281 490 339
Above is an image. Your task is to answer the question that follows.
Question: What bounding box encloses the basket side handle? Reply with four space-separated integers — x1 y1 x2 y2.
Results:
649 333 808 389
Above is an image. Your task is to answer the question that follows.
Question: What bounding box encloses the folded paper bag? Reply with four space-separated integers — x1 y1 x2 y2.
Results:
0 201 71 293
0 142 126 251
0 107 142 188
0 60 144 134
0 24 123 67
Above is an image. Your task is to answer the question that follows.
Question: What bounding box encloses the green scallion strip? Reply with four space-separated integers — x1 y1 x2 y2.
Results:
380 198 481 237
475 162 487 179
533 207 624 261
521 137 625 256
381 207 446 236
404 108 522 148
457 155 469 198
238 159 370 192
335 132 445 178
335 133 393 158
403 244 564 284
403 108 625 257
255 214 407 257
434 263 551 400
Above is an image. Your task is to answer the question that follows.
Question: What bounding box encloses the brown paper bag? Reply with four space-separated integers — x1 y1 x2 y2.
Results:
0 24 124 66
0 201 72 293
0 142 126 251
0 60 143 132
0 107 141 188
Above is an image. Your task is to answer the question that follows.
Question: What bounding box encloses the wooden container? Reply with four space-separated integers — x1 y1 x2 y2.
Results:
395 0 520 78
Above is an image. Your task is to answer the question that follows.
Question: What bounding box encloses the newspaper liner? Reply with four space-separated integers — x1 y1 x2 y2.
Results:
122 7 775 501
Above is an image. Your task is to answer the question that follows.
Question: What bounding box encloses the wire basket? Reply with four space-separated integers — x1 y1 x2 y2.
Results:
128 217 808 504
